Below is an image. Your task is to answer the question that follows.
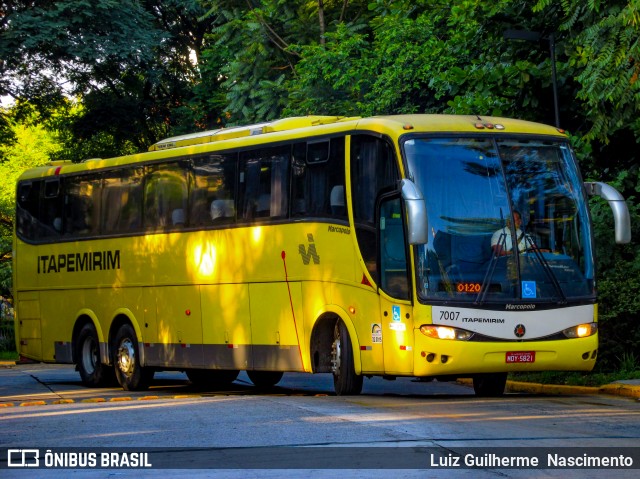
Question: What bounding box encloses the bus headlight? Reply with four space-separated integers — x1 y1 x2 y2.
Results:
419 325 474 341
562 322 598 338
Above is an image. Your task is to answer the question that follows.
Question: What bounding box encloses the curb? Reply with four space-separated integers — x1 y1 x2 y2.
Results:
507 380 640 399
598 383 640 399
506 380 600 396
458 378 640 399
0 394 202 408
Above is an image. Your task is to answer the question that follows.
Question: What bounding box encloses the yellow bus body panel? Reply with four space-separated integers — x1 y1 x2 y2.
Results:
13 114 589 380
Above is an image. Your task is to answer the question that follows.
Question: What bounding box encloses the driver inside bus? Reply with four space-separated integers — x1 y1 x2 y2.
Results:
491 211 536 256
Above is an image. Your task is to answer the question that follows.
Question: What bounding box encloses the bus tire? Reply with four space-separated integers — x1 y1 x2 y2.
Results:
76 323 115 387
473 372 507 397
247 370 284 389
332 320 363 396
186 369 239 388
113 323 153 391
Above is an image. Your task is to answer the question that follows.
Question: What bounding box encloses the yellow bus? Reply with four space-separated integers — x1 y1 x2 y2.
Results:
13 115 631 396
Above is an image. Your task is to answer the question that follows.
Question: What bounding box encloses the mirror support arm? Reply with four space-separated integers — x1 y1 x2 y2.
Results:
584 181 631 244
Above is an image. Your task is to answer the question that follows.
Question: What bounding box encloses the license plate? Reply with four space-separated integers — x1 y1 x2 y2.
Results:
506 351 536 363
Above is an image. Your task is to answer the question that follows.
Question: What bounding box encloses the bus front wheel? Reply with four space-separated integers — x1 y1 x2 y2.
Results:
473 373 507 397
113 323 153 391
76 323 115 387
331 320 363 396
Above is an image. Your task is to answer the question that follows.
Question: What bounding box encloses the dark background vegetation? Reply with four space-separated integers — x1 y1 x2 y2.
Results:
0 0 638 371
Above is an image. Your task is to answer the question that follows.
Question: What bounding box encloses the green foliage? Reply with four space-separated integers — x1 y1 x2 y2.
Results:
285 22 372 116
534 0 640 142
0 108 63 298
203 0 375 124
1 0 218 153
510 369 640 387
587 169 640 370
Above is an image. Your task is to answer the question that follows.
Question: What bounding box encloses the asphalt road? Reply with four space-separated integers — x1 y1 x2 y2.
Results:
1 364 639 478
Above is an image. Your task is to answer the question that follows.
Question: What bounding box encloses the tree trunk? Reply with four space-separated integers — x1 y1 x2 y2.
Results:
318 0 325 45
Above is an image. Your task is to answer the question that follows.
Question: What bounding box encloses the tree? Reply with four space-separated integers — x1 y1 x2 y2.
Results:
0 108 62 298
0 0 220 156
201 0 373 124
534 0 640 143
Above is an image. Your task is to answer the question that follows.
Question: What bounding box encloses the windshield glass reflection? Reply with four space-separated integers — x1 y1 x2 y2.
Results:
404 136 594 304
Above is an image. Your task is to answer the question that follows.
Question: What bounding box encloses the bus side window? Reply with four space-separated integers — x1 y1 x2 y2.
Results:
16 181 42 241
144 162 189 231
239 146 289 221
290 137 347 220
191 153 237 226
102 168 143 234
63 174 102 237
40 179 63 239
379 195 410 299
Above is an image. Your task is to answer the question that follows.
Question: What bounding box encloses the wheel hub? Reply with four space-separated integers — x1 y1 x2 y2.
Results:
81 337 98 375
331 337 341 374
117 339 135 376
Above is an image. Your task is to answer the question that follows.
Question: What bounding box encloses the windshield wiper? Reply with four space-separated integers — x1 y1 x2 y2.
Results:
523 235 567 303
475 232 504 305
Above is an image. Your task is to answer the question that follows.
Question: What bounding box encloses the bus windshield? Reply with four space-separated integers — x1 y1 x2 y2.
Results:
404 136 595 304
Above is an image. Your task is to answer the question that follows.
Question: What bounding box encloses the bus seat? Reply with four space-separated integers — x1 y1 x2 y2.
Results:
221 199 235 218
330 185 345 216
53 217 62 232
172 208 185 226
210 199 235 221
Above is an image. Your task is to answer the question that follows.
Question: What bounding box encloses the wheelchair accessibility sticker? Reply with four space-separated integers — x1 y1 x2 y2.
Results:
392 305 401 322
522 281 537 299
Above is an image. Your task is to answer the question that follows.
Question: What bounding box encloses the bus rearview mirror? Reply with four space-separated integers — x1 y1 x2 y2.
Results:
584 181 631 244
401 179 429 245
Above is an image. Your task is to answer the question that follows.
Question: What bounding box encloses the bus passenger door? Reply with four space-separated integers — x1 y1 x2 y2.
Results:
378 195 414 375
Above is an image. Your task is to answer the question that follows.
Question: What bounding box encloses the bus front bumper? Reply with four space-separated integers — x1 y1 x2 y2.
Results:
412 331 598 377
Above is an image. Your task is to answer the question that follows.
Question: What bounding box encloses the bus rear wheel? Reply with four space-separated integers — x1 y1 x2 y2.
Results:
247 370 284 389
186 369 239 388
473 373 507 397
331 320 363 396
76 323 115 387
113 323 153 391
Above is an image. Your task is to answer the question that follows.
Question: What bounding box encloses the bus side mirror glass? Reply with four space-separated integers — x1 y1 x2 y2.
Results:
401 179 428 245
584 181 631 244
